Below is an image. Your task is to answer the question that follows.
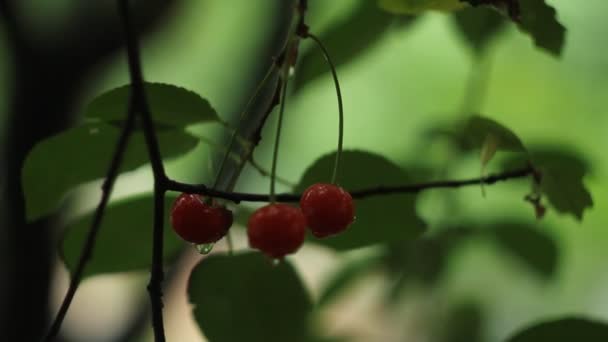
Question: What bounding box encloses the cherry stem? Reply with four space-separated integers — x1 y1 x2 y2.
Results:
270 55 292 203
307 33 343 185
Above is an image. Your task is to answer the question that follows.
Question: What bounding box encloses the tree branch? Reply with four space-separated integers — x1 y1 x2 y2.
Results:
117 0 167 341
43 97 137 342
165 166 534 204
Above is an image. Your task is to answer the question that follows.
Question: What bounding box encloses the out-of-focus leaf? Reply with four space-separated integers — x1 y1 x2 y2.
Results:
86 83 219 126
461 115 526 152
441 302 483 342
480 133 499 177
502 148 593 220
61 193 184 278
460 0 520 20
318 252 383 306
188 252 312 342
489 222 558 278
22 123 199 220
296 150 426 250
452 6 506 55
534 151 593 220
518 0 566 56
377 0 465 14
460 0 566 56
383 228 472 291
505 317 608 342
296 0 402 90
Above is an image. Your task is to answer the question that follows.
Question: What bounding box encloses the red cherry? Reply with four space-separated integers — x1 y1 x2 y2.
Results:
300 183 355 238
247 203 306 258
170 193 233 244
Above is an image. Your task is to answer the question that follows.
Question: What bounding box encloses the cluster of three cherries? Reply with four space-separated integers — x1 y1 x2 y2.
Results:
171 183 355 258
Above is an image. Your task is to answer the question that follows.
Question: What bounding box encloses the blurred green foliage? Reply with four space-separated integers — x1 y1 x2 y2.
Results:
3 0 608 341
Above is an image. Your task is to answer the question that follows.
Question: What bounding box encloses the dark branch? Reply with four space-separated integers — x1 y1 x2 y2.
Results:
117 0 166 180
117 0 167 341
43 96 137 342
146 187 167 342
166 166 534 203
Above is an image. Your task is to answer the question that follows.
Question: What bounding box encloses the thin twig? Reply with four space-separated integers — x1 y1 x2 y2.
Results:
43 97 137 342
117 0 167 340
166 166 534 204
306 33 344 185
269 58 292 202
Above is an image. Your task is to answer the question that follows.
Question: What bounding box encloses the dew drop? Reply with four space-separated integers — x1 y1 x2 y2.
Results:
196 243 215 255
271 258 281 267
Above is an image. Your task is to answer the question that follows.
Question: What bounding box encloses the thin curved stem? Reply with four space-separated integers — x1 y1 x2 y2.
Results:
307 33 343 185
270 68 291 202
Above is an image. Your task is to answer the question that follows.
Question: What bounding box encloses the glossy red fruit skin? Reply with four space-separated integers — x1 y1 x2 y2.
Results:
171 193 233 244
300 183 355 238
247 204 307 259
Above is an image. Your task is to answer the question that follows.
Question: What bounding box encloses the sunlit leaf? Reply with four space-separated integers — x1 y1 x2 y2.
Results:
505 317 608 342
296 0 403 90
378 0 465 14
296 150 426 250
86 83 219 127
23 123 199 220
189 252 312 342
61 193 184 278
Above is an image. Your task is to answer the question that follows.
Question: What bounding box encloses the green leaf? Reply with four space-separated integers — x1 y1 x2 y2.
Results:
295 1 401 90
318 252 383 306
452 6 506 55
383 228 471 292
534 151 593 220
460 0 566 56
440 302 483 342
461 115 526 152
518 0 566 56
61 193 184 278
505 317 608 342
86 83 219 127
480 133 499 169
296 150 426 250
378 0 465 14
501 148 593 220
23 123 199 220
188 252 312 342
489 222 558 278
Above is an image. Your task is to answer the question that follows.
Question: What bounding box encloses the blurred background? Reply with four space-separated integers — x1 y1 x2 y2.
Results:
1 0 607 341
